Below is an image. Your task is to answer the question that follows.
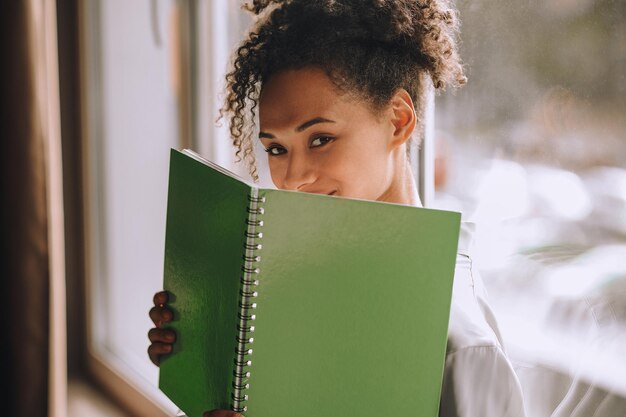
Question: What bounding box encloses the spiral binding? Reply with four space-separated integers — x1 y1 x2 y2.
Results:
231 190 266 413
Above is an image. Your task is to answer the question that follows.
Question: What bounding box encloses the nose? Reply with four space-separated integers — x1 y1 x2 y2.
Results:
281 152 316 191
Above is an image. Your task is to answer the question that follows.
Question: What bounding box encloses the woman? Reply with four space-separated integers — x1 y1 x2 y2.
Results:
148 1 526 416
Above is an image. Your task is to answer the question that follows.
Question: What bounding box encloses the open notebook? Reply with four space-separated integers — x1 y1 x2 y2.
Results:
159 148 461 417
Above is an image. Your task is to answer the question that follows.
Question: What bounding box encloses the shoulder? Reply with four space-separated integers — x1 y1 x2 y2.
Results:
439 222 525 417
447 222 503 352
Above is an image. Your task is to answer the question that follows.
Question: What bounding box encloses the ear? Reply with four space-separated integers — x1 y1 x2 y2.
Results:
387 89 416 150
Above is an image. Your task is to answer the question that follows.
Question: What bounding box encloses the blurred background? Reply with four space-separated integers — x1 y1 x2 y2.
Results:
434 1 626 416
1 0 624 416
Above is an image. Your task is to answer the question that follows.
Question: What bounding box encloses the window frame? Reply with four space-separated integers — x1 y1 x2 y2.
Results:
78 1 436 415
79 1 179 415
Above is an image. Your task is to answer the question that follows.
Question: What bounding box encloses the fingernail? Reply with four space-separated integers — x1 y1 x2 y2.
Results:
166 333 174 342
165 344 172 352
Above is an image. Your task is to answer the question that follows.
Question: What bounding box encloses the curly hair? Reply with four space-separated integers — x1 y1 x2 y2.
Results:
220 0 466 180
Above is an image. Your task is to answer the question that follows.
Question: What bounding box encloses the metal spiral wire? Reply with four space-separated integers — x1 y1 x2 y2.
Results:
231 191 265 413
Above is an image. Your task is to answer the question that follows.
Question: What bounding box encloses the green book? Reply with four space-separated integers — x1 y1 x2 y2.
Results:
159 148 461 417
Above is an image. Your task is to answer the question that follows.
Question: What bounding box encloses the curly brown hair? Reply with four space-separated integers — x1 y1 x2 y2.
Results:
220 0 466 180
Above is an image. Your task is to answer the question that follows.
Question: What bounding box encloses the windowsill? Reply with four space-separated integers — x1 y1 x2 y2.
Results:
68 377 130 417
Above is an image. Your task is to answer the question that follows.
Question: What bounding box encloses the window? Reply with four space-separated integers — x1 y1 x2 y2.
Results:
434 1 626 410
82 1 252 414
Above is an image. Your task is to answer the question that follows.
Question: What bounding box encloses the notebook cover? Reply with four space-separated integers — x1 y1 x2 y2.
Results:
160 149 461 417
243 189 460 417
159 149 250 417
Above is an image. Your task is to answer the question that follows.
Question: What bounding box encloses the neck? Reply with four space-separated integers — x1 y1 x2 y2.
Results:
377 149 423 208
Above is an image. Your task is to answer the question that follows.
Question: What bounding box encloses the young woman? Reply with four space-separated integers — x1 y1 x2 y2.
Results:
148 1 526 416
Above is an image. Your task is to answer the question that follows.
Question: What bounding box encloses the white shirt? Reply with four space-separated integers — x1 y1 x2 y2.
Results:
439 223 526 417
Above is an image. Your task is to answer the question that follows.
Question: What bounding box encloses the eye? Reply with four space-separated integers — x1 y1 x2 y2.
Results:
310 136 334 148
264 145 286 156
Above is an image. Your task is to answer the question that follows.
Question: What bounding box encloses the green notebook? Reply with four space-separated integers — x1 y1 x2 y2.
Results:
159 148 461 417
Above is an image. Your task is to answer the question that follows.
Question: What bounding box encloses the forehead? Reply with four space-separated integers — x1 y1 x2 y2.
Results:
258 68 354 129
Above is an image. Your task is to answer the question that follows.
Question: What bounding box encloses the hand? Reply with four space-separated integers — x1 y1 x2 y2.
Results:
203 410 244 417
149 295 241 416
147 291 176 366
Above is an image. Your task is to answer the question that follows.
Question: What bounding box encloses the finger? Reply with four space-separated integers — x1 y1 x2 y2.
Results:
153 291 169 306
148 328 176 344
203 410 244 417
147 342 173 366
149 305 173 327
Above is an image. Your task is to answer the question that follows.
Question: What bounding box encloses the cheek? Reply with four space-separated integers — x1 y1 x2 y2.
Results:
267 157 286 187
324 135 392 194
344 131 390 171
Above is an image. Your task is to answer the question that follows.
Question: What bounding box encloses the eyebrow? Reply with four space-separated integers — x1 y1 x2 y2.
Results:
259 117 336 139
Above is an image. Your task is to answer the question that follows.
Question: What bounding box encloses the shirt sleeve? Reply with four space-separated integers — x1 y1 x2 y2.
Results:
439 344 526 417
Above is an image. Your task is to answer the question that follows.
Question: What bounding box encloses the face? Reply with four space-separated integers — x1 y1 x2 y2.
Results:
258 68 409 202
